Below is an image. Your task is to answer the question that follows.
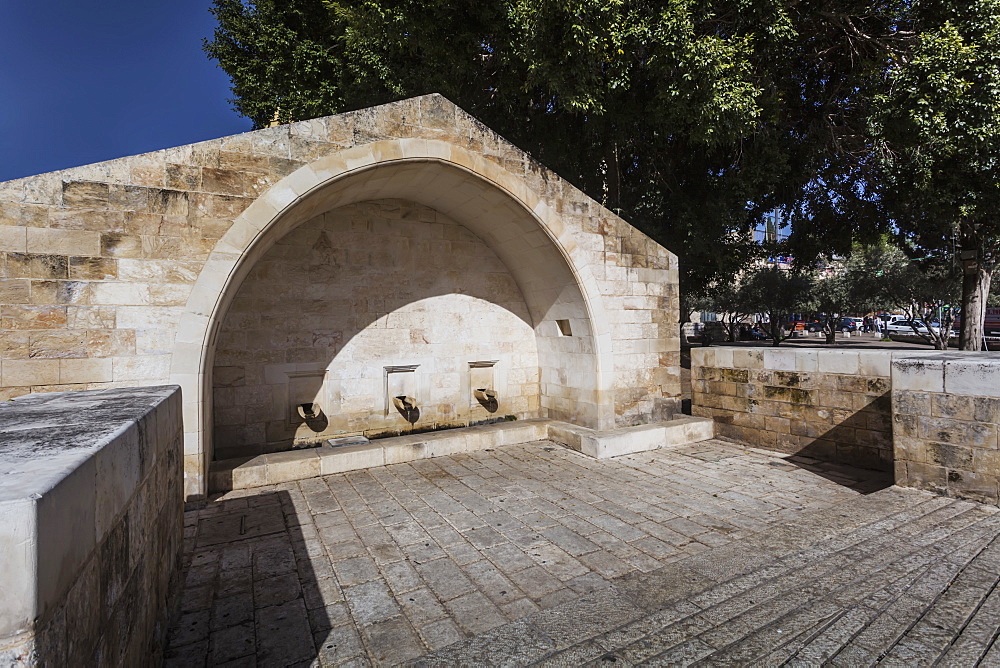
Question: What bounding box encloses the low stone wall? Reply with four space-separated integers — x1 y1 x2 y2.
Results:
691 348 893 470
0 386 183 665
893 352 1000 504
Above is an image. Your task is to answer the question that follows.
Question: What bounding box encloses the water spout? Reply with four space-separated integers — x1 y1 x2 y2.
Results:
297 403 319 420
474 388 499 413
393 395 420 424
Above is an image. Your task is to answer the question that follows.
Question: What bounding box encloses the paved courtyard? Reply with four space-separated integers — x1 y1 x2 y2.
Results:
165 439 1000 667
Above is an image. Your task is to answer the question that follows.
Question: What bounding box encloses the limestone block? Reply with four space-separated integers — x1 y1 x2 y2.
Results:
545 422 591 452
579 423 664 458
668 415 715 443
424 432 473 458
712 347 734 368
794 350 819 372
943 355 1000 398
265 450 320 484
973 449 1000 477
26 228 101 256
383 436 433 465
931 393 975 421
229 457 268 489
732 348 764 369
0 225 27 252
2 359 60 386
498 419 550 445
763 349 797 371
0 497 40 637
893 390 932 417
59 358 113 384
320 444 385 475
905 461 948 494
462 426 505 453
817 351 860 375
0 386 181 652
112 355 171 382
892 356 945 393
858 351 892 377
946 469 1000 505
893 460 908 485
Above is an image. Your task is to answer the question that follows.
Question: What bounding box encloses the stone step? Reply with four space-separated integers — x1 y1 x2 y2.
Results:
583 502 999 664
547 416 715 459
407 486 1000 667
210 417 715 493
712 512 1000 665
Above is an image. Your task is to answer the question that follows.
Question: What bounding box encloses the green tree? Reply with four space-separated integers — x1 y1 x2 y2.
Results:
205 0 903 310
212 0 999 346
697 276 756 343
849 242 961 350
740 265 814 346
870 0 1000 349
809 267 859 345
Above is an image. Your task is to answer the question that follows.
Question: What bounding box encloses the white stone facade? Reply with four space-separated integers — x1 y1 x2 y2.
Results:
0 95 681 500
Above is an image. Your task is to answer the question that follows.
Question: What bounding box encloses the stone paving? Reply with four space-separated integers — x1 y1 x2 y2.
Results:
165 439 1000 666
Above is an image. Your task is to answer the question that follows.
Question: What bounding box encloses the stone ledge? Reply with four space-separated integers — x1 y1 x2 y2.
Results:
209 416 714 492
547 416 715 459
209 419 552 493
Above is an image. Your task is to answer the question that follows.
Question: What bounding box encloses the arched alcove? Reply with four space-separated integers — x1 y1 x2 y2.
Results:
211 198 542 459
171 139 616 498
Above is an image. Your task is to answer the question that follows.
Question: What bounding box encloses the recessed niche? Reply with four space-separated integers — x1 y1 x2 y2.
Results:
556 319 573 336
287 370 327 425
469 360 498 392
384 365 419 416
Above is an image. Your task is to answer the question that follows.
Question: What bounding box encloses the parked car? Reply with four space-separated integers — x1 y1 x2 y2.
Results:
738 324 769 340
886 320 940 335
836 317 859 333
804 317 861 333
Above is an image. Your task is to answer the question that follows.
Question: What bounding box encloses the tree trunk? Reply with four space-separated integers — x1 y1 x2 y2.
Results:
959 245 992 351
824 314 837 344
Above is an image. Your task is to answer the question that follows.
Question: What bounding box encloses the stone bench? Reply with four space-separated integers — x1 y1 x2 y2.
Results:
209 416 715 492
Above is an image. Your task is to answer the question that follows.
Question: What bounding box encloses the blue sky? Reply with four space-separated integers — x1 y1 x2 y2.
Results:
0 1 252 182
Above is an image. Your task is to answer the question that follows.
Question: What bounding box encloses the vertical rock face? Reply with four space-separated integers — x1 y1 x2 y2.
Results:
0 94 681 499
0 386 183 665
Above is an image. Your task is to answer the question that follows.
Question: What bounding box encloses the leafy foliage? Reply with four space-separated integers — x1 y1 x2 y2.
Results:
870 0 1000 348
740 266 814 346
205 0 1000 348
204 0 882 298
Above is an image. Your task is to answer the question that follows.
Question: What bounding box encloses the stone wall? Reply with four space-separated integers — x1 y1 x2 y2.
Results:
213 199 540 459
691 348 893 470
0 94 681 499
0 386 183 665
893 352 1000 504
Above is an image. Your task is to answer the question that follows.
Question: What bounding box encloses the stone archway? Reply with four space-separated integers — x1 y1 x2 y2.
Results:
170 139 620 498
0 94 683 505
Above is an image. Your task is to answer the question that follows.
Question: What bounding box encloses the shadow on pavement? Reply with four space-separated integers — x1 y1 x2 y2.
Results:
164 490 339 666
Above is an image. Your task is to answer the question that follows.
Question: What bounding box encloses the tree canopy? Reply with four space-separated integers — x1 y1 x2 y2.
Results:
870 0 1000 348
206 0 1000 348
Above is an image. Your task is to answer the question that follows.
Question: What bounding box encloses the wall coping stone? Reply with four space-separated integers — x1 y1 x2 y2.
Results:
0 385 180 639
